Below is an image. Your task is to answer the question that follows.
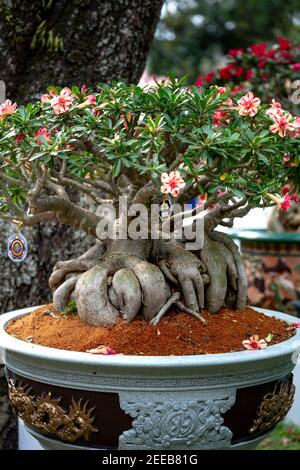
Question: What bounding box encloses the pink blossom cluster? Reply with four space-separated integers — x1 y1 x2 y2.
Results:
0 99 17 120
41 86 96 115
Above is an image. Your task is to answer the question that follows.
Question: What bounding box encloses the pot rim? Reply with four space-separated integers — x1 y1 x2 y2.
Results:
231 228 300 243
0 307 299 368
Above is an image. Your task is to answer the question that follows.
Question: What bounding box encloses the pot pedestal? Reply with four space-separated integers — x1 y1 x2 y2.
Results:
232 230 300 317
1 307 299 451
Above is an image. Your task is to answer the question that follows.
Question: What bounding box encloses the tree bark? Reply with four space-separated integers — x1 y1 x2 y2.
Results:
0 0 163 102
0 0 163 450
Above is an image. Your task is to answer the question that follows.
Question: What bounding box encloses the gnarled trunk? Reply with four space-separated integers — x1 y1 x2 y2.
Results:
50 232 248 327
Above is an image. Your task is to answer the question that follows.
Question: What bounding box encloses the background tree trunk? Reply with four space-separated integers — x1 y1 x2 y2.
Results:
0 0 163 449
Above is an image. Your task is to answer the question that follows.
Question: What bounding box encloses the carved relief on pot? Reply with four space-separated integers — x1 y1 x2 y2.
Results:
8 379 98 442
250 379 295 434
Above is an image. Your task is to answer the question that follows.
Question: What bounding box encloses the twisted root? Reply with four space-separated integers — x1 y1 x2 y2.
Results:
50 231 248 326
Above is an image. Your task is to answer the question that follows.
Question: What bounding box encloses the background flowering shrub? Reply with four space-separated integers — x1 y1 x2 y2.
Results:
196 37 300 112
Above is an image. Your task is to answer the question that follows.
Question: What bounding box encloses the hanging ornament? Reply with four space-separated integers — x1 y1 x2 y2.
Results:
159 194 173 221
7 222 28 263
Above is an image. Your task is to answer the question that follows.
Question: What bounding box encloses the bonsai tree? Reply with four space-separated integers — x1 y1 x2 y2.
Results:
0 78 299 326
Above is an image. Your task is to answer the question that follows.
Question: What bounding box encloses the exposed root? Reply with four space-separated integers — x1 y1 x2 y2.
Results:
200 236 228 314
49 242 105 290
50 232 248 327
110 268 142 322
75 261 121 326
158 260 179 286
150 292 181 326
176 301 207 325
126 256 168 321
210 231 247 310
53 275 80 312
155 241 206 312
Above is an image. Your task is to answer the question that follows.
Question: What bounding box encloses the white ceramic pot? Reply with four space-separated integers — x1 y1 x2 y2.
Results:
1 307 299 451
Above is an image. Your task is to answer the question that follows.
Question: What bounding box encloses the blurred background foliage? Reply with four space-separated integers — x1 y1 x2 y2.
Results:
150 0 300 81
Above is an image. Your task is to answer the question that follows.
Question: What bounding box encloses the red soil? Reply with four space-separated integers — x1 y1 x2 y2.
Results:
5 305 295 356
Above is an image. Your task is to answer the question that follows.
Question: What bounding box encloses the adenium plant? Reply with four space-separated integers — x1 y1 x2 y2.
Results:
0 76 299 326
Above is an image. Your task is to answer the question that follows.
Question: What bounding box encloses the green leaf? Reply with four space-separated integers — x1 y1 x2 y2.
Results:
112 159 122 177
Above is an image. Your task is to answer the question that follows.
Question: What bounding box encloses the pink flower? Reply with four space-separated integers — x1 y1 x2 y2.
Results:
85 94 96 105
242 335 268 350
213 111 230 127
291 322 300 328
35 128 52 144
41 94 52 104
161 170 186 197
269 111 297 137
291 63 300 71
86 345 117 355
215 86 227 94
237 92 261 117
41 90 56 104
81 84 87 96
50 88 74 114
283 153 291 164
232 85 245 94
266 99 282 117
0 99 17 120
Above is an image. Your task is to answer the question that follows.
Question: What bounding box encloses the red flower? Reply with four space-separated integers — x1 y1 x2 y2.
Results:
245 70 253 80
219 65 233 80
267 193 292 212
16 133 26 144
205 71 215 84
266 49 276 58
281 185 290 195
234 66 244 77
195 76 203 87
228 48 244 57
258 59 266 68
250 42 267 57
281 194 292 212
278 36 291 51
